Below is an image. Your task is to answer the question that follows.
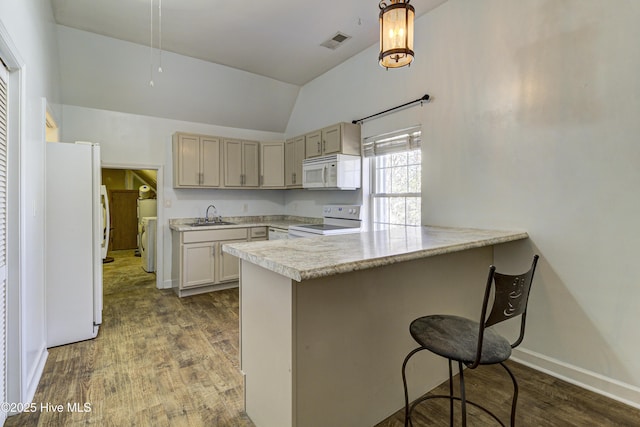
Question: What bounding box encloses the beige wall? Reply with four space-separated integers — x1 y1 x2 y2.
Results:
101 169 127 190
102 169 157 192
286 0 640 407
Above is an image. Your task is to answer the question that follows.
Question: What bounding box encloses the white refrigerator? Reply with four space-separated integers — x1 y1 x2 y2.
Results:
46 141 105 347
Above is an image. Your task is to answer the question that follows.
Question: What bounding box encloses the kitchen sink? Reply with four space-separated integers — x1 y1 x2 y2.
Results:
190 221 236 227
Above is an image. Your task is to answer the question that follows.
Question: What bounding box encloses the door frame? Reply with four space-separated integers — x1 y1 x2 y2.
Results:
1 19 41 411
101 163 164 290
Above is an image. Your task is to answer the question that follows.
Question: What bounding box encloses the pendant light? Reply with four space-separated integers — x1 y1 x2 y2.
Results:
378 0 415 69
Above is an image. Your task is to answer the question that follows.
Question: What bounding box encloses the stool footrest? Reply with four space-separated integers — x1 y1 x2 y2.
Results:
407 394 506 427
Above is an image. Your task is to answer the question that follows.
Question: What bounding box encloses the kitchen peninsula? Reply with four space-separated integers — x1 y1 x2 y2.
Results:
223 226 528 427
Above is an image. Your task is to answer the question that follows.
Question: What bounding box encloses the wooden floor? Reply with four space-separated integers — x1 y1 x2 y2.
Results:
6 250 640 426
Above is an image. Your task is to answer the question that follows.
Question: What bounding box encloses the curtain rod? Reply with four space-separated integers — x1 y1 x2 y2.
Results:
351 94 430 125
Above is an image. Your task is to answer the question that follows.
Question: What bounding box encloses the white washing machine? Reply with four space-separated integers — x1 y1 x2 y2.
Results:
137 199 157 254
140 217 157 273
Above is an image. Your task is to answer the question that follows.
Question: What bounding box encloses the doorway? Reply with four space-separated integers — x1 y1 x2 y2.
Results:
101 167 163 290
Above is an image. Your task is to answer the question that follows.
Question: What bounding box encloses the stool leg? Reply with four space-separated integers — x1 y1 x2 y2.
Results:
500 362 519 426
448 359 454 427
458 360 467 427
402 347 424 427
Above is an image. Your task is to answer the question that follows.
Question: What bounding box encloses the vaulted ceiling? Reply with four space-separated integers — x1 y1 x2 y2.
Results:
51 0 448 86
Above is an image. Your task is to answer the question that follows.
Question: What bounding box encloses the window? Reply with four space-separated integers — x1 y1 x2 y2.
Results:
364 126 421 227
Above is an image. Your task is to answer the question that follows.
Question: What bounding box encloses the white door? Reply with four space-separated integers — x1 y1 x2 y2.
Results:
0 60 9 424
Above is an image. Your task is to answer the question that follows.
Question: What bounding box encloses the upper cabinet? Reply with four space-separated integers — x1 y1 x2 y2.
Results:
173 133 221 188
304 130 322 158
172 122 359 190
304 122 361 159
261 142 285 188
285 136 305 188
223 139 260 188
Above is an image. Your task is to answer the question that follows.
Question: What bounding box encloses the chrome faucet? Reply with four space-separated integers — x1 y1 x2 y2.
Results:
205 204 218 222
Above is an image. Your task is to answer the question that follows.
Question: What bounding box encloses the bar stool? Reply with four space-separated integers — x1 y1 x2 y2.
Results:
402 255 539 426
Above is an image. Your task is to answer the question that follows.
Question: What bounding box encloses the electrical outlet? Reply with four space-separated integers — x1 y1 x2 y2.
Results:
242 203 248 213
165 199 172 208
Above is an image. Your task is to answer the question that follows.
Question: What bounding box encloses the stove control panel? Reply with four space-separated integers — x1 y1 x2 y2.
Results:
323 205 362 220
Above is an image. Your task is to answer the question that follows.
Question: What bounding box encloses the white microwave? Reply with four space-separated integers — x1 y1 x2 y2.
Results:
302 154 361 190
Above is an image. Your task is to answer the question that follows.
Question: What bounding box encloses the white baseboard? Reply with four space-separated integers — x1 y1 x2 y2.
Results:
512 348 640 410
161 279 174 290
24 345 48 405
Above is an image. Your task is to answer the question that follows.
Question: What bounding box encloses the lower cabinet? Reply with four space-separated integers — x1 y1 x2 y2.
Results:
182 242 217 288
173 226 269 297
173 227 250 297
218 239 245 282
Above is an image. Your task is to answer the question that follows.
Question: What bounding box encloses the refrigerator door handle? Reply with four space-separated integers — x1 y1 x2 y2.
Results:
101 185 110 260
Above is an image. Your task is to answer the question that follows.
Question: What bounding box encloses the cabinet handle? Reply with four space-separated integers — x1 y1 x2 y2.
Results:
317 141 320 153
292 172 296 184
260 175 264 186
322 140 326 152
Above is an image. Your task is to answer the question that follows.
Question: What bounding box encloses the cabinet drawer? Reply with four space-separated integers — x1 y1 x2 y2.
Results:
182 228 248 243
250 227 268 239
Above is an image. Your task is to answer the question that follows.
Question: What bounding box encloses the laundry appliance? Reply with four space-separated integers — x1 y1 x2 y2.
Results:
140 216 157 273
137 197 157 255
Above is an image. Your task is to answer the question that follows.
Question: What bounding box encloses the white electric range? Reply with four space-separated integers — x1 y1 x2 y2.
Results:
288 205 362 238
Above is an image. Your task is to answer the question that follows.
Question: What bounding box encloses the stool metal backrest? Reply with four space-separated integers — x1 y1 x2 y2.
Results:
470 255 539 369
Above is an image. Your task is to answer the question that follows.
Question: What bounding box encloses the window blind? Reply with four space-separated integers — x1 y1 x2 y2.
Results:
362 125 421 158
0 61 8 424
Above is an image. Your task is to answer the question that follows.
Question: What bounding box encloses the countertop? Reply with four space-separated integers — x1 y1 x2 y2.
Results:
222 226 528 282
169 215 321 232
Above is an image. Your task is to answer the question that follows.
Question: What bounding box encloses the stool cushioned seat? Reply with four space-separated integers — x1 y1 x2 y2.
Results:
410 315 512 365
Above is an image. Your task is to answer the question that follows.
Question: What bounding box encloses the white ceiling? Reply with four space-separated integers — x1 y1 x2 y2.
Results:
50 0 448 86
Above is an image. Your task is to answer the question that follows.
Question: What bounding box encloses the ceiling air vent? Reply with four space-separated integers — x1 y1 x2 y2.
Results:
321 32 352 50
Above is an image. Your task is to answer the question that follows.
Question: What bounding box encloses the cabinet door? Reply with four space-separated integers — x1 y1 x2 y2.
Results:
322 124 341 154
261 142 284 188
243 141 260 187
218 240 245 282
176 134 200 186
182 243 216 288
293 136 306 186
285 139 295 187
201 136 221 187
286 136 305 188
223 139 243 186
305 131 322 158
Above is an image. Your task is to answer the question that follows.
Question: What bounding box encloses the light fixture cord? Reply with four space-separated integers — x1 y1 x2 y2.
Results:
158 0 163 73
149 0 154 86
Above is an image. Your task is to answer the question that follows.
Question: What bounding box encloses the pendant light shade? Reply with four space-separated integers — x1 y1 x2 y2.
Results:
378 0 415 69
